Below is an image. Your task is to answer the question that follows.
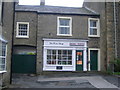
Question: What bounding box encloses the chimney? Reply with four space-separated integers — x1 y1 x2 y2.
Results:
40 0 45 6
15 0 19 5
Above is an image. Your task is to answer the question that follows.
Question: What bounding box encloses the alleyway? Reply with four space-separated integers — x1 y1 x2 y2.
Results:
7 72 120 89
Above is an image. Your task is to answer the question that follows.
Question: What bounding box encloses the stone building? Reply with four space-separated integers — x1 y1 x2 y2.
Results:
83 1 120 71
11 0 120 75
13 0 103 74
0 0 15 88
0 0 119 88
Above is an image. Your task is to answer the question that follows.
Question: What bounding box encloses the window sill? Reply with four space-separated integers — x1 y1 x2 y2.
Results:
16 36 29 39
46 65 73 67
57 34 72 37
0 71 7 74
88 35 100 38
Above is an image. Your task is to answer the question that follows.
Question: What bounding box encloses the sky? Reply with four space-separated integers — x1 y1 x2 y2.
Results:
19 0 84 7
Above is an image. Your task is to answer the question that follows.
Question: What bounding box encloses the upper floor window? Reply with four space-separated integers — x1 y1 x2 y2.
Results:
0 42 7 72
16 22 29 38
88 18 100 37
57 17 72 36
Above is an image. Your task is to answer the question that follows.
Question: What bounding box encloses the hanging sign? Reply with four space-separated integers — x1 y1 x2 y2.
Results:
77 61 82 65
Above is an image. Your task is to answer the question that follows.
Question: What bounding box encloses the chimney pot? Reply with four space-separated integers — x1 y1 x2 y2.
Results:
40 0 45 6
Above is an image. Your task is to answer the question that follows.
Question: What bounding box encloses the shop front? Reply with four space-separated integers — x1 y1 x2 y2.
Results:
43 39 88 71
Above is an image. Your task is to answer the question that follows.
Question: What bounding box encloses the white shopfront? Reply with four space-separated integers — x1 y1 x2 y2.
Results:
43 39 88 71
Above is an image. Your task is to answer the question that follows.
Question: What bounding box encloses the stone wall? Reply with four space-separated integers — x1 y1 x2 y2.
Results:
0 2 14 87
14 12 38 47
83 2 107 71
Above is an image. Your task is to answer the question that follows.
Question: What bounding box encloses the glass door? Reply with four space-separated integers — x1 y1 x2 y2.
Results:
76 50 83 71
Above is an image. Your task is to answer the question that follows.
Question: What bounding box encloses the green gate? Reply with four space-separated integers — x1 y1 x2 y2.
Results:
12 54 36 74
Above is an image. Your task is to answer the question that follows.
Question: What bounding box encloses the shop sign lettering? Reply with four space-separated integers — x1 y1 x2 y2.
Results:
49 42 64 45
70 43 84 46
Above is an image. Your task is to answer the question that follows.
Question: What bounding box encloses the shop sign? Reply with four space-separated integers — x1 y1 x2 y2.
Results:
77 61 82 65
70 43 84 46
56 66 63 70
49 42 64 45
44 40 86 47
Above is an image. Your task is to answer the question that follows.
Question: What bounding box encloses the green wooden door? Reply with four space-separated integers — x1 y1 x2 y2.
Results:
90 50 98 71
12 55 36 74
76 50 83 71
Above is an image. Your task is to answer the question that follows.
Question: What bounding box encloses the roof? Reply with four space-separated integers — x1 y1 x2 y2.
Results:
15 5 100 16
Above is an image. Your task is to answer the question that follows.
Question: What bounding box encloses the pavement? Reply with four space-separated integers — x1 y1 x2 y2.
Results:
7 72 120 89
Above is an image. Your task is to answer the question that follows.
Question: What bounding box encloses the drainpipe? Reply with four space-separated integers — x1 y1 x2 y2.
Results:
113 0 117 59
10 1 15 84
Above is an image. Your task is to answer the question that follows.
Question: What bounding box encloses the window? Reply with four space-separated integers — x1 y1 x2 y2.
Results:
57 17 72 36
88 18 100 37
0 42 7 71
47 49 72 65
16 22 29 38
0 0 2 23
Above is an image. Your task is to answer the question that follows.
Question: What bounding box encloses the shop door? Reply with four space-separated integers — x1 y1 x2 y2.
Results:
90 50 98 71
76 50 83 71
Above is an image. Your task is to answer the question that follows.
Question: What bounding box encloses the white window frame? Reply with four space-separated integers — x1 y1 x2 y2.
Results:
88 18 100 37
88 48 100 71
16 22 29 38
0 0 2 24
0 42 7 73
46 49 73 66
57 17 72 36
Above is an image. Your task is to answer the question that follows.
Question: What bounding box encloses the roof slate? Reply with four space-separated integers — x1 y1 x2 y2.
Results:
15 5 99 16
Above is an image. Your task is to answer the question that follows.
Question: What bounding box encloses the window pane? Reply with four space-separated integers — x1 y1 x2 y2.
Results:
59 19 70 26
19 24 27 30
62 61 67 65
0 58 5 65
90 28 97 35
0 43 2 56
63 50 67 55
68 50 72 55
59 27 70 34
0 65 5 71
47 61 51 64
68 61 72 65
58 55 62 60
52 50 56 55
47 50 51 55
47 55 51 59
68 56 72 60
18 23 28 36
58 50 62 54
0 43 6 56
52 55 56 59
2 43 6 56
0 42 6 71
90 20 97 27
58 61 62 65
46 50 72 65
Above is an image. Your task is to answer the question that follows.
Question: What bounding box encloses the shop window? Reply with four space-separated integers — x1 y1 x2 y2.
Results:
57 17 72 36
16 22 29 38
47 50 72 65
0 42 7 71
88 18 100 37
